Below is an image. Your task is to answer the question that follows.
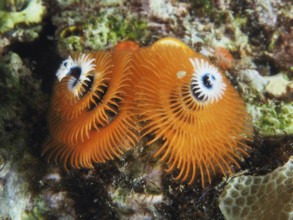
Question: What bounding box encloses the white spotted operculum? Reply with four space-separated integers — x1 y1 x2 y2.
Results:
55 54 96 97
189 58 226 104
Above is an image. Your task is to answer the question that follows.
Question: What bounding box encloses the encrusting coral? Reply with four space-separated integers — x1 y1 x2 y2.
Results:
219 156 293 220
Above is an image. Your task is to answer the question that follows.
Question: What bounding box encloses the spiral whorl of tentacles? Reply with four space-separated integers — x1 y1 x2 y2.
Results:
132 38 252 186
44 38 253 187
43 48 139 169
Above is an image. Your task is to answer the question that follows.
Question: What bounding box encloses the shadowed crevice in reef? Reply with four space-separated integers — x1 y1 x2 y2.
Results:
7 17 59 156
9 17 60 95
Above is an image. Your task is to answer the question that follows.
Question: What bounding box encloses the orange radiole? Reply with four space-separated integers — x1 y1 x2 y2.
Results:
43 44 139 169
133 38 252 187
44 38 252 187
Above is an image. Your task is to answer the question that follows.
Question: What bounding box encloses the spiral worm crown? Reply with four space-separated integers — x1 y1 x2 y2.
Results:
44 38 252 187
133 38 253 187
43 48 138 169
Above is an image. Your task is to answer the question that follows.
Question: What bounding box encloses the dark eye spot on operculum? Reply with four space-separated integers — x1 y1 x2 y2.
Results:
68 66 83 89
202 74 213 89
70 66 82 80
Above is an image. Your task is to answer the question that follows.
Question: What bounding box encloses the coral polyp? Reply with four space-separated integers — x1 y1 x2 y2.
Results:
133 38 253 187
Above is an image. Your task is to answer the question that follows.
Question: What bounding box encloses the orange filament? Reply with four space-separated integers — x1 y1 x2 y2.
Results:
43 47 139 169
43 38 252 188
133 38 253 187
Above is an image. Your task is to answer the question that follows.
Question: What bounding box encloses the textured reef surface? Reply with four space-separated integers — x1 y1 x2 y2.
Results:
0 0 292 219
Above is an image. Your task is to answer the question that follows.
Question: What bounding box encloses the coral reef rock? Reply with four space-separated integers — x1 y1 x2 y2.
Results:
219 156 293 220
264 73 293 98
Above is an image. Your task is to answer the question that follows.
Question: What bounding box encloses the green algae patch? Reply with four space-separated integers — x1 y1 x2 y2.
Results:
83 10 148 48
57 9 149 55
247 101 293 137
0 0 46 33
